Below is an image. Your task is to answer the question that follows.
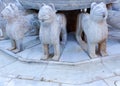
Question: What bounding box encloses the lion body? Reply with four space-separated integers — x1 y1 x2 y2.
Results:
38 4 67 61
6 14 38 40
80 13 108 43
1 3 39 53
76 2 108 58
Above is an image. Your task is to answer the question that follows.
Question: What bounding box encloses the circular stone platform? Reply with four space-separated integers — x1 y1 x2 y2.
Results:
0 30 120 65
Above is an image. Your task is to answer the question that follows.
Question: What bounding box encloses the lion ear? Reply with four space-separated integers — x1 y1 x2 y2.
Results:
9 3 14 11
49 3 57 12
99 2 106 7
9 3 18 11
100 2 104 4
38 3 46 8
41 3 46 7
91 2 97 9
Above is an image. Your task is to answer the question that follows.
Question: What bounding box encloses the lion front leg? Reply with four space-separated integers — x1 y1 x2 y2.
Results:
88 43 98 59
98 40 108 57
12 39 23 53
52 43 60 61
41 44 49 60
7 39 16 51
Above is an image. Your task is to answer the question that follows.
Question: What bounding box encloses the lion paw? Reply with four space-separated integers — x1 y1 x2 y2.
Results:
101 52 108 57
41 55 49 60
12 49 20 53
89 54 98 59
52 55 59 61
7 47 16 51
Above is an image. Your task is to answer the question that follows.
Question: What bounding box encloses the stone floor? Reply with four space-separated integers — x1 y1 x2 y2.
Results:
0 30 120 86
0 50 120 86
1 32 120 63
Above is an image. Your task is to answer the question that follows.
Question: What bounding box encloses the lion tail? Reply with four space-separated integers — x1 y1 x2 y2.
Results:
76 13 87 51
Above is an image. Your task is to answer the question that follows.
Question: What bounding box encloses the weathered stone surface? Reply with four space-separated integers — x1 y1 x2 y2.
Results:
102 56 120 75
0 0 5 12
111 0 120 11
60 33 90 62
107 10 120 29
79 80 108 86
0 76 11 86
104 76 120 86
4 0 16 4
17 45 43 61
62 84 78 86
115 81 120 86
19 0 114 10
38 61 114 84
7 79 59 86
0 61 48 79
0 1 7 39
0 51 16 68
107 29 120 55
62 80 108 86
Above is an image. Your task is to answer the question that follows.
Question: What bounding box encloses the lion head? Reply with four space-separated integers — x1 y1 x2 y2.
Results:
90 2 108 22
38 3 57 24
1 3 20 20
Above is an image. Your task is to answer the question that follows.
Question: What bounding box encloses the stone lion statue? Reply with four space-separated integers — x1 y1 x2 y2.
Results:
38 3 67 61
0 1 7 40
107 0 120 29
0 16 7 40
107 10 120 29
76 2 108 58
1 3 40 53
111 0 120 11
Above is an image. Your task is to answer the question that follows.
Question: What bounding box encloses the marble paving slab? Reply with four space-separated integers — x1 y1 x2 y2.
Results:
0 61 48 80
0 76 11 86
38 61 114 84
7 79 59 86
62 80 108 86
0 51 16 68
104 76 120 86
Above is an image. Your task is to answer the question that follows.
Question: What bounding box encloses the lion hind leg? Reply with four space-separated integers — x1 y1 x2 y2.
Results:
98 40 108 57
60 14 67 46
61 26 67 46
41 44 49 60
88 43 98 59
0 27 9 40
7 39 16 51
76 14 82 45
52 43 60 61
76 14 87 50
